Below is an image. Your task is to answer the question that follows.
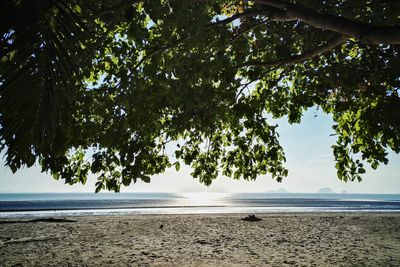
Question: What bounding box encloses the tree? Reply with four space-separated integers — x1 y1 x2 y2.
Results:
1 0 399 192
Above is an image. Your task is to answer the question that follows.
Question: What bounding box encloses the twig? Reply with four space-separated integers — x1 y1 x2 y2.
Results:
239 35 347 68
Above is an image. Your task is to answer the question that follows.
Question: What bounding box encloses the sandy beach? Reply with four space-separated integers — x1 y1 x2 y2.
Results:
1 213 400 266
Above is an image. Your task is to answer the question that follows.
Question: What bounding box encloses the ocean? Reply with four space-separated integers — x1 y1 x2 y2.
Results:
0 192 399 218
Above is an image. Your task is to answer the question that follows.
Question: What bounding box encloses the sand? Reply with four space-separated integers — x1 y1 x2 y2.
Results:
1 213 400 266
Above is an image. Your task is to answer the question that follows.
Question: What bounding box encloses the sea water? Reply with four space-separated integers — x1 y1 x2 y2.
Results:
0 192 399 218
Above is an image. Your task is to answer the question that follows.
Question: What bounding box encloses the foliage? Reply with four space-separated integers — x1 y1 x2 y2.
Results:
1 0 399 191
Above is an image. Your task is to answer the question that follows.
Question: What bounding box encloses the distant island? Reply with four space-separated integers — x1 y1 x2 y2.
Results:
266 188 290 194
317 187 335 194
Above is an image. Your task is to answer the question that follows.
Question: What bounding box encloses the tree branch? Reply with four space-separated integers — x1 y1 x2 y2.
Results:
253 0 400 44
133 10 262 69
240 35 347 68
232 19 269 41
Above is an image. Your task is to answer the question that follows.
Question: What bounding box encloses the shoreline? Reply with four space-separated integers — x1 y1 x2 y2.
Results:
1 213 400 266
2 208 400 220
0 210 400 217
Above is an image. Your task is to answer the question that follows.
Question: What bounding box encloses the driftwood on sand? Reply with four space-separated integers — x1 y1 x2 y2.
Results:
241 215 262 222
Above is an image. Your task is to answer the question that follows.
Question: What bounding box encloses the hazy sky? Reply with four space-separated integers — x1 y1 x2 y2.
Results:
1 109 399 193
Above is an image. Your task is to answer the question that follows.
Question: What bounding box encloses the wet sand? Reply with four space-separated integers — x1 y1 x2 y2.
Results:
1 213 400 266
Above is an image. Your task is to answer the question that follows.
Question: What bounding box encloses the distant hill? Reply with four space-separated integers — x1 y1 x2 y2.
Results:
318 187 335 194
266 188 290 194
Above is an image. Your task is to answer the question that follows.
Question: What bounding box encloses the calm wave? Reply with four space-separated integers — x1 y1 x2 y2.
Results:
0 192 399 218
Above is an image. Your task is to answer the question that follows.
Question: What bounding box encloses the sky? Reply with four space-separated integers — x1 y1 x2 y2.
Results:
0 109 399 194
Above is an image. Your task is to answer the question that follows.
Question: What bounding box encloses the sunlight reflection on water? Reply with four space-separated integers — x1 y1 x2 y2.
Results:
176 192 232 206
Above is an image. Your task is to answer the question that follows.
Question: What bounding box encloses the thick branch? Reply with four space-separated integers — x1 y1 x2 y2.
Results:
241 35 347 68
254 0 400 44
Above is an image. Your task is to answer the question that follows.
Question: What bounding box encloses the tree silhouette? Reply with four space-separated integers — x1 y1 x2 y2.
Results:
1 0 399 192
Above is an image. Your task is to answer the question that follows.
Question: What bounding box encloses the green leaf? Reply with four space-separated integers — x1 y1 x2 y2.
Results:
142 176 151 183
175 161 180 171
371 161 379 170
95 182 103 193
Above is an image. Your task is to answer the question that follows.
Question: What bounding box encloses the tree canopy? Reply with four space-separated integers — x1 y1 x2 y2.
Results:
1 0 399 192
